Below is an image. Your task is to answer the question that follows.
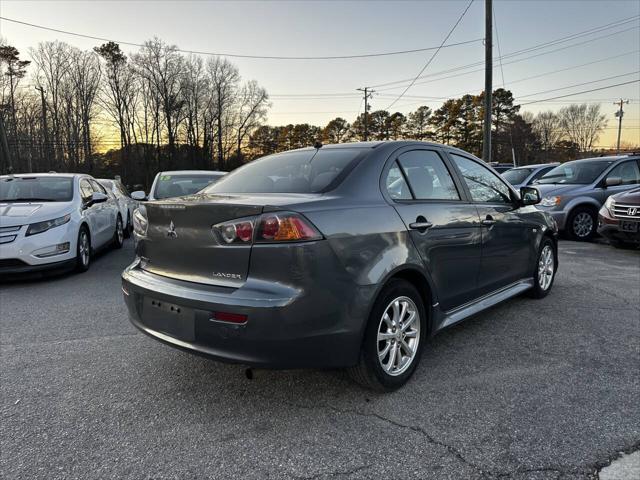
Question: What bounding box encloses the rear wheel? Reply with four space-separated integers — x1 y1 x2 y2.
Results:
348 279 427 392
75 227 91 273
528 237 556 299
567 207 597 241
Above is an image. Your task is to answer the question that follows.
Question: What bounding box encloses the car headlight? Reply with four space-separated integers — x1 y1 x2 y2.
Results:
540 196 561 207
132 206 148 236
26 214 71 236
604 196 615 214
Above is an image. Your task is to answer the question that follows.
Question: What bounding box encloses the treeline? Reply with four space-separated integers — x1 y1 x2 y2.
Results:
0 38 624 188
0 39 269 185
247 91 613 166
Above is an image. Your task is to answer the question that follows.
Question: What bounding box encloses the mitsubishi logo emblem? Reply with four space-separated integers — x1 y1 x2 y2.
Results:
629 207 638 216
167 221 178 238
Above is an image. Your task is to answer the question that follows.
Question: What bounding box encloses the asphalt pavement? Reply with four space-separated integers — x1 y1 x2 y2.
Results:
1 239 639 479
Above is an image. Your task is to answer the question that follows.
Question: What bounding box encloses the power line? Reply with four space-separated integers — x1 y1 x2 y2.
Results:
519 80 640 106
384 0 475 109
0 15 483 60
369 16 639 89
517 71 640 99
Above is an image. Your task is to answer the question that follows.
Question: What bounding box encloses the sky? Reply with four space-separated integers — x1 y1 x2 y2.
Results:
1 0 639 147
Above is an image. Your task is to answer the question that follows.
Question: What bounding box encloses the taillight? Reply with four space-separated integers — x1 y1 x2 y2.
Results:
256 213 322 242
212 212 322 245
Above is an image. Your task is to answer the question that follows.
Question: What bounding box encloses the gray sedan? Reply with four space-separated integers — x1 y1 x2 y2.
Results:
122 141 558 391
502 163 558 190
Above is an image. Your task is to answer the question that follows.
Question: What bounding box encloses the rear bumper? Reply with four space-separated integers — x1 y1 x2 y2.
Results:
121 260 373 368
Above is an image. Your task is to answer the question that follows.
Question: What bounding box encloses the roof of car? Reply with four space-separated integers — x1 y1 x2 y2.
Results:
158 170 227 176
0 172 83 179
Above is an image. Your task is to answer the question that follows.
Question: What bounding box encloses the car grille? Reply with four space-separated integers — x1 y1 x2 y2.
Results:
0 259 28 268
0 225 21 244
612 203 640 220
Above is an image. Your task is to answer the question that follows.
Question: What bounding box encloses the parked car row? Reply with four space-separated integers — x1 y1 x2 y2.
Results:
499 154 640 247
0 169 227 275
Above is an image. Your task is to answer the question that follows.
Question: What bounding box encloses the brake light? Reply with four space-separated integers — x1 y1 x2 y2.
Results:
256 213 322 242
212 212 322 245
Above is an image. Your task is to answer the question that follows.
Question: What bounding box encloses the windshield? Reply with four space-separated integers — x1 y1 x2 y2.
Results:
153 174 223 199
536 160 613 185
502 168 534 185
0 176 74 202
205 148 364 194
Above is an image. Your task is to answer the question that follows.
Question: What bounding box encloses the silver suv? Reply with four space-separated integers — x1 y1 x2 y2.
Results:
534 155 640 240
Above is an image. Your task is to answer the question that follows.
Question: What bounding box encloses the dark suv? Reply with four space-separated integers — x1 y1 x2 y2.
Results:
123 141 558 391
598 187 640 247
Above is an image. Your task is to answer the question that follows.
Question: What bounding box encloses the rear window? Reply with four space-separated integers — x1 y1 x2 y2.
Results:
502 168 533 185
154 174 223 199
0 176 74 202
204 148 365 194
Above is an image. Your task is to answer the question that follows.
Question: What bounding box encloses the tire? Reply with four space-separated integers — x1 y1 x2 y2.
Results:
124 212 131 239
528 237 557 299
348 279 427 392
566 206 597 241
75 226 91 273
113 215 124 249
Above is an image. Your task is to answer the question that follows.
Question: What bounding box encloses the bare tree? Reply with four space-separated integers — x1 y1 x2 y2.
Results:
234 80 269 160
133 38 185 169
558 104 608 153
69 48 101 170
532 111 562 156
206 57 239 170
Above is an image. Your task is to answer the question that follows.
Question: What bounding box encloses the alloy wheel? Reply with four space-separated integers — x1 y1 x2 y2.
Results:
117 217 124 244
377 296 421 376
572 212 593 238
79 231 90 267
538 244 554 291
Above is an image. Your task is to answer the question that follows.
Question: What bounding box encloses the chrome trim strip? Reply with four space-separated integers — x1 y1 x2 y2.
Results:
440 278 535 329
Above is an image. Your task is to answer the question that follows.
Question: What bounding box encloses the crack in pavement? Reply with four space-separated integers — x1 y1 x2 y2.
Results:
254 393 632 480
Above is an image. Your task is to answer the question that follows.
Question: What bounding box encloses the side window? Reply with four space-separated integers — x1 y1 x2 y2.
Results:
117 183 130 197
79 180 93 202
532 166 553 182
607 161 640 185
450 154 512 203
397 150 460 200
90 179 108 194
385 162 411 200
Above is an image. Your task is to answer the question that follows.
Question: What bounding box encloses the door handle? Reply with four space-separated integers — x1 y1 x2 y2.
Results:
409 221 434 231
481 215 496 227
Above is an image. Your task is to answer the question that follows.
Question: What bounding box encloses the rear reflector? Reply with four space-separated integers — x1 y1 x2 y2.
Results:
211 311 248 324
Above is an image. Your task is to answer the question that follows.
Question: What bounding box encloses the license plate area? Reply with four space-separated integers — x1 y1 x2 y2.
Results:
620 221 639 233
142 297 195 341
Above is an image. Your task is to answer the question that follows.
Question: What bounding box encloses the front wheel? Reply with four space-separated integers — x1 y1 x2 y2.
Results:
528 237 557 299
113 215 124 249
348 279 427 392
567 207 597 241
75 227 91 273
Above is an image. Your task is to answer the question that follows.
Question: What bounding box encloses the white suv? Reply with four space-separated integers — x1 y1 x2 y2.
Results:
0 173 123 275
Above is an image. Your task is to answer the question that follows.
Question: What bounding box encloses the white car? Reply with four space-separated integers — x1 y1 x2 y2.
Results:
131 170 227 201
97 178 138 237
0 173 124 274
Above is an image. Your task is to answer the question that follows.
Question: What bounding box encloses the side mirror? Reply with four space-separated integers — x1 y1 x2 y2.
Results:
605 176 622 187
131 190 147 201
520 186 541 206
91 192 108 204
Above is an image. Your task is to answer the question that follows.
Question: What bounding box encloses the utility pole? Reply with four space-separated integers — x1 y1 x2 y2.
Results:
614 98 629 155
357 87 374 141
482 0 493 163
35 86 51 171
